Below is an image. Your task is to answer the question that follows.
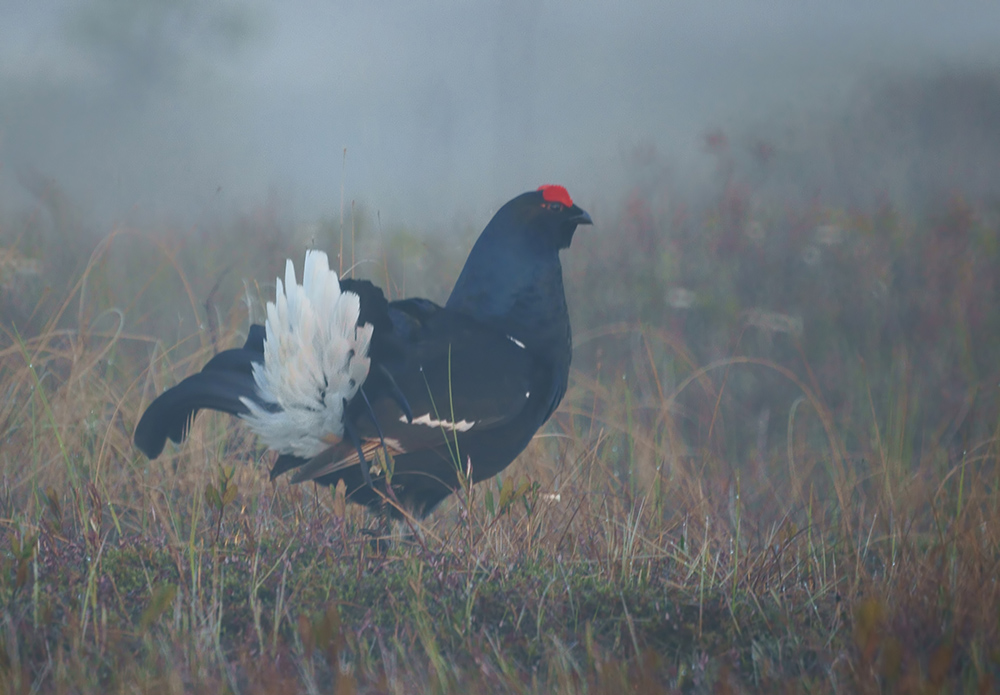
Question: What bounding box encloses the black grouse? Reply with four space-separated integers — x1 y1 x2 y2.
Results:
134 185 591 518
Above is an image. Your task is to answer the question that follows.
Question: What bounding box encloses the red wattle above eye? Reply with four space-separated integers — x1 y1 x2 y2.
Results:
537 185 573 208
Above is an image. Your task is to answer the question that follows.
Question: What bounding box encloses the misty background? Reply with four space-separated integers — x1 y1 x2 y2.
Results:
3 0 1000 233
5 0 1000 457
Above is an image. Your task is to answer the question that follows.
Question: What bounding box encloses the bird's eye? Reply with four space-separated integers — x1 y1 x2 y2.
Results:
543 201 564 212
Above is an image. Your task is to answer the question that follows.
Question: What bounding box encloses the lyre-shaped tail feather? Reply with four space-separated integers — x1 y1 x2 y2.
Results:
134 250 376 461
133 326 267 459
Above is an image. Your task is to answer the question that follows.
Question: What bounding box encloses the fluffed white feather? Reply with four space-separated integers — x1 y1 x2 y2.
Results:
240 250 373 458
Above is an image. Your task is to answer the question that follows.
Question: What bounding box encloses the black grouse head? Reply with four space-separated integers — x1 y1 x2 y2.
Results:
446 185 592 321
494 185 593 252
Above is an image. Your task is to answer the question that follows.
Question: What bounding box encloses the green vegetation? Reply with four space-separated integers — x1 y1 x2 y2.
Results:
2 153 1000 693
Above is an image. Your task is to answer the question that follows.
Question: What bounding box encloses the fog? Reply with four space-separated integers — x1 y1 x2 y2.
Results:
2 1 1000 231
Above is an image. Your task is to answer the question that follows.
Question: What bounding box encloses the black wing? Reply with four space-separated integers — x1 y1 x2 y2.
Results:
273 300 536 483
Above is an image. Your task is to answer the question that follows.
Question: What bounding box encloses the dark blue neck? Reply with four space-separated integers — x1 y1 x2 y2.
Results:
446 232 570 365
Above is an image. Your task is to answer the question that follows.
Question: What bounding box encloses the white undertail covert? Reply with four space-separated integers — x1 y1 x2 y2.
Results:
240 250 373 458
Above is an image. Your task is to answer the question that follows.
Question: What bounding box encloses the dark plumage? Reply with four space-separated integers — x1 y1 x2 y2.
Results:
134 186 591 517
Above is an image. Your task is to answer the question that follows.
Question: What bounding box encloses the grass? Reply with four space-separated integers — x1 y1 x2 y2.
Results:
2 163 1000 693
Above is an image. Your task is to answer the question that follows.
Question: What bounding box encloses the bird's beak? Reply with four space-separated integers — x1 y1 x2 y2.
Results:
570 207 593 226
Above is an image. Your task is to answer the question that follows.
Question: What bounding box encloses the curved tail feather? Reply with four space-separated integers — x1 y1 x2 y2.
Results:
133 328 266 459
134 254 407 474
